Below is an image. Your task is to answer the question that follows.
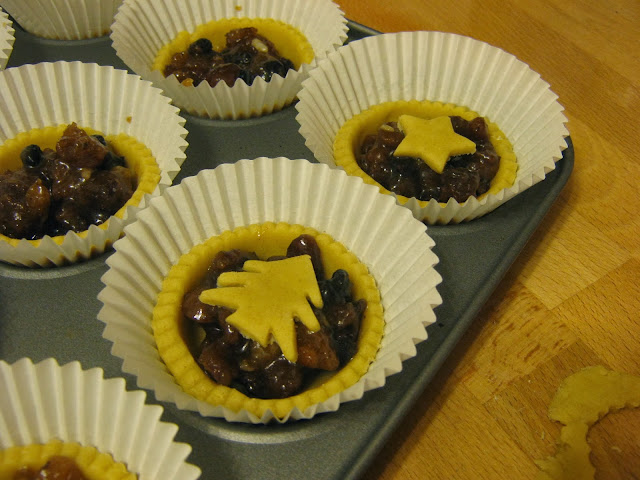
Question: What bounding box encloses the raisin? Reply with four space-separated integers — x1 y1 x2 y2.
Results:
55 123 108 169
223 49 253 67
24 178 51 220
239 358 304 399
286 233 325 280
20 144 44 169
101 151 126 170
73 169 134 217
237 68 254 86
225 27 258 48
17 455 88 480
296 324 339 370
198 341 237 386
205 249 256 286
182 287 219 324
418 163 442 201
332 329 359 366
238 341 282 372
205 63 244 87
364 146 393 184
54 202 88 233
360 134 376 155
326 299 366 331
219 316 243 346
188 38 214 56
255 59 290 82
440 167 481 202
319 269 351 306
377 124 404 149
91 134 107 145
0 170 47 239
467 116 490 142
387 157 420 198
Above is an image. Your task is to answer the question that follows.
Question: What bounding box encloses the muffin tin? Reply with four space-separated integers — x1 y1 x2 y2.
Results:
0 20 573 480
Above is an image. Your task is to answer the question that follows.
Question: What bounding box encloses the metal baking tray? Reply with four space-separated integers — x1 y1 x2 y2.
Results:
0 20 573 480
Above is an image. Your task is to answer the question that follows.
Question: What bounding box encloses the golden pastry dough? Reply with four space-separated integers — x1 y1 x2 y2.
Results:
536 365 640 479
200 255 323 363
394 115 476 173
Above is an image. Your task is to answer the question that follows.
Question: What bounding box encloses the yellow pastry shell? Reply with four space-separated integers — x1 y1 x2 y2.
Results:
153 17 315 75
0 124 160 247
152 222 384 420
333 99 518 207
0 440 135 480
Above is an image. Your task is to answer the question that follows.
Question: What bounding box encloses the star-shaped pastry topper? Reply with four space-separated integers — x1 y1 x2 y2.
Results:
199 255 323 363
393 115 477 174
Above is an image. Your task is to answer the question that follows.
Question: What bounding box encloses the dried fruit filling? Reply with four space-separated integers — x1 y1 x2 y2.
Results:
163 27 296 87
13 456 88 480
0 123 135 240
182 234 367 399
358 116 501 203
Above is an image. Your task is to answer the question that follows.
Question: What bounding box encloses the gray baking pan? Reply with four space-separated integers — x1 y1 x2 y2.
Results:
0 21 574 480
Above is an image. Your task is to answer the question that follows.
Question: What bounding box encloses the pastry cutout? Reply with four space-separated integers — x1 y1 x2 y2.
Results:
199 255 323 363
394 115 476 174
537 365 640 479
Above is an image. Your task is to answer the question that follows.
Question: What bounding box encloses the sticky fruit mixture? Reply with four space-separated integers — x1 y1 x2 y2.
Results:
163 27 296 88
0 123 135 240
358 116 501 203
181 234 367 399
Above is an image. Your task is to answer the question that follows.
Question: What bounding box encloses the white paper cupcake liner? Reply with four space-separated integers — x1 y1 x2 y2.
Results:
111 0 348 119
97 157 442 423
0 61 188 267
0 0 123 40
295 31 570 224
0 357 201 479
0 8 14 70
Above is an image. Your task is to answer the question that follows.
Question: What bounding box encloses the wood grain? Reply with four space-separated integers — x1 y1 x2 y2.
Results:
332 1 640 478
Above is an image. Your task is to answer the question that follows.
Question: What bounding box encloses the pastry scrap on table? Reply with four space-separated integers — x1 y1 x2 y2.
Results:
537 365 640 480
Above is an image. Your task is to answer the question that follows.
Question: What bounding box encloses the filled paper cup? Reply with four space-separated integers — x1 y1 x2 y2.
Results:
97 157 442 423
0 0 123 40
111 0 348 119
296 31 570 224
0 61 188 267
0 8 14 69
0 357 201 479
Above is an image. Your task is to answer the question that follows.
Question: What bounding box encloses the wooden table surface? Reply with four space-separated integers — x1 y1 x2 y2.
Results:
332 1 640 479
